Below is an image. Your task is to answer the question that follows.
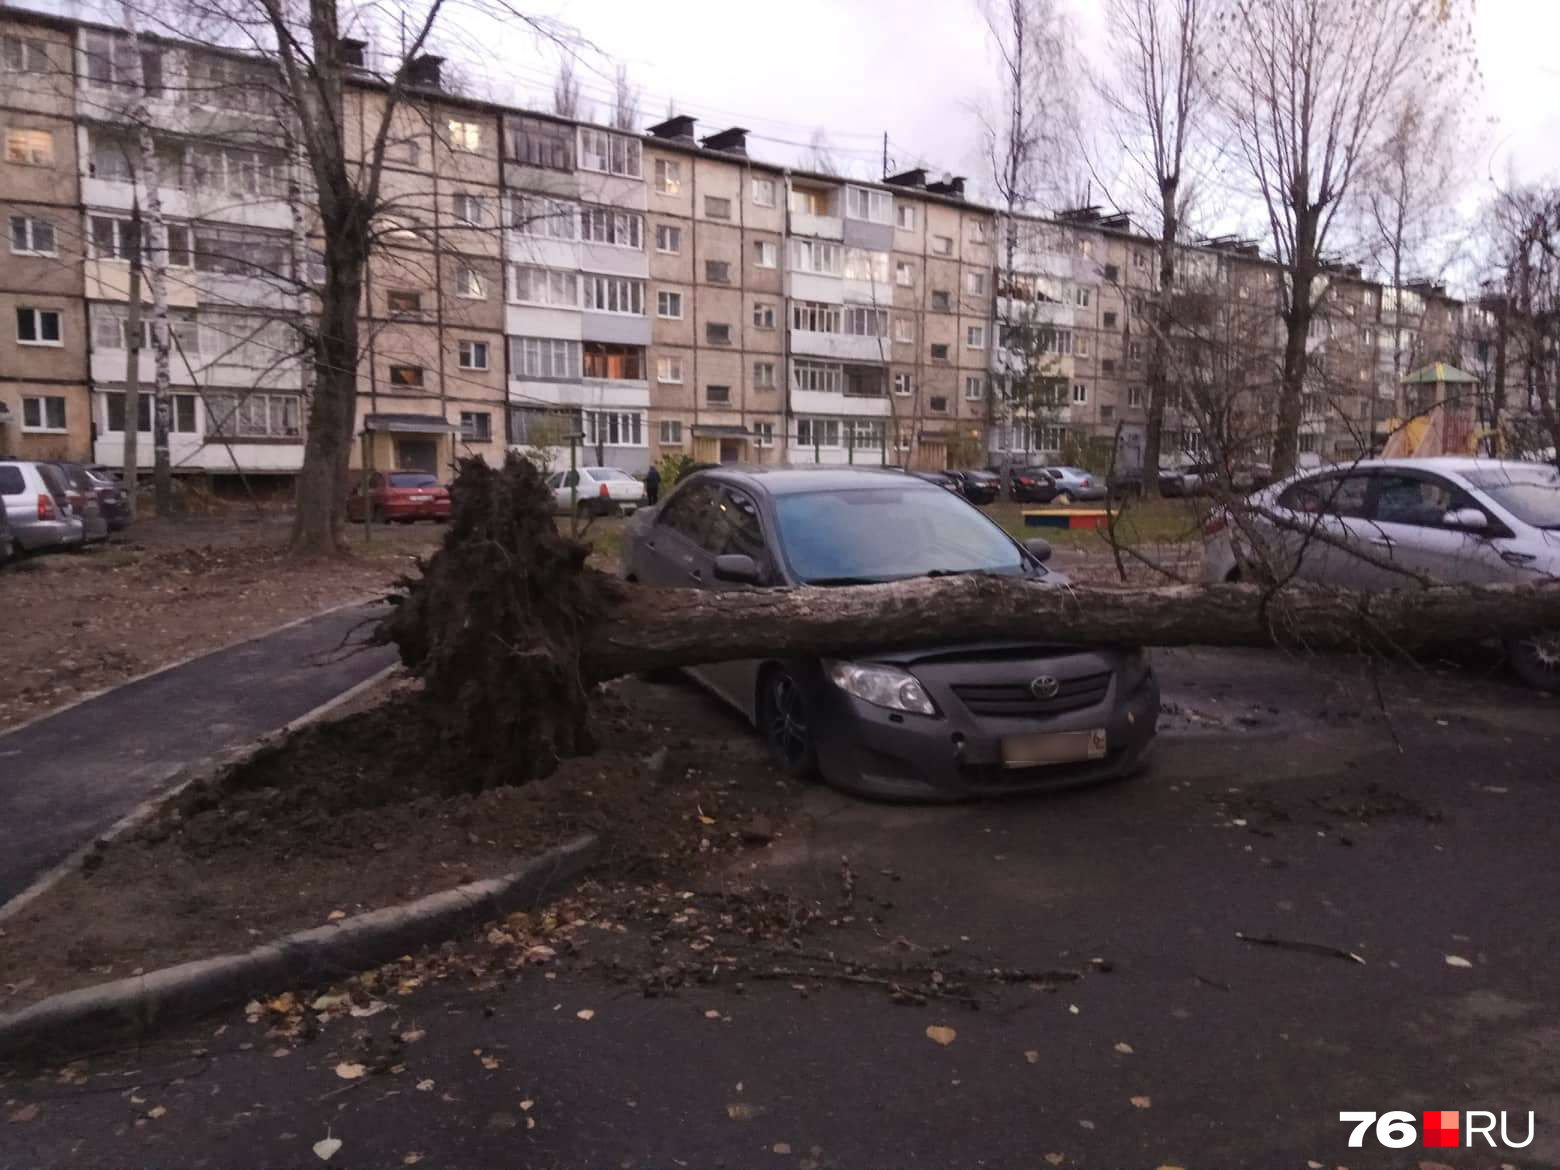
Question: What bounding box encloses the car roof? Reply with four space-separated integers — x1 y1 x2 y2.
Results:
688 464 942 497
1305 457 1545 478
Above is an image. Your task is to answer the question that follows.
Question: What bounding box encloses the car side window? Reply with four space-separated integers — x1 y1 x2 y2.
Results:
563 470 579 488
658 481 718 545
1371 474 1469 528
1278 474 1370 519
705 486 768 563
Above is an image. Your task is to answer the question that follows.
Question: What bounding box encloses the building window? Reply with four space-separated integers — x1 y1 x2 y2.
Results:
792 359 843 394
584 409 645 446
21 394 65 431
704 195 732 220
509 336 581 380
659 419 683 444
578 128 641 178
931 290 951 312
387 290 422 315
93 216 194 265
16 305 61 345
1074 286 1090 307
579 206 643 249
1076 334 1089 356
845 186 893 224
5 128 52 165
705 260 731 284
387 364 424 387
929 395 948 413
452 193 484 225
797 417 840 448
753 361 776 389
791 301 841 334
894 373 912 396
1298 432 1318 455
965 270 987 296
456 264 486 299
753 240 777 268
106 391 197 433
460 411 492 441
965 375 985 400
1103 311 1118 327
788 238 843 275
1127 385 1143 407
1128 340 1142 363
970 221 989 243
458 340 489 370
706 384 731 404
753 302 776 329
752 177 776 207
653 158 681 194
512 195 578 240
582 343 646 380
656 355 683 383
1104 264 1120 282
705 322 732 345
966 325 985 349
3 35 50 73
508 117 572 169
843 248 890 284
447 120 481 152
930 343 949 361
9 215 54 255
1072 382 1088 404
582 274 646 316
896 204 915 231
656 289 683 319
932 235 953 256
789 187 833 216
509 264 578 307
893 317 913 343
207 392 301 438
1133 251 1148 271
753 421 775 447
844 306 888 337
655 223 681 254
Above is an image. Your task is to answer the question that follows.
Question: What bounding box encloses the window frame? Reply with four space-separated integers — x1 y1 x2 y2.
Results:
16 305 62 346
9 214 55 255
5 127 53 166
653 157 682 195
751 177 776 207
658 419 684 445
965 324 986 349
656 289 683 319
655 223 682 254
459 410 493 442
753 239 778 268
752 360 776 389
457 339 490 370
20 393 66 432
656 355 684 384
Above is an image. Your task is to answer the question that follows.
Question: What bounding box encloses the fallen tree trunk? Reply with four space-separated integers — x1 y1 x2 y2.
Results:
582 575 1560 680
382 456 1559 787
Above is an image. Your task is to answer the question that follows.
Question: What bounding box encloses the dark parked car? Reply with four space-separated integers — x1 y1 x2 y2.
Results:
0 496 13 563
84 465 131 530
950 469 1000 505
622 466 1159 799
346 470 451 523
911 470 962 494
38 461 108 542
1009 467 1061 503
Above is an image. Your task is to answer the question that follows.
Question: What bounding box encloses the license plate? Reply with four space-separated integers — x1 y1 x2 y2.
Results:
1001 728 1108 767
407 494 432 502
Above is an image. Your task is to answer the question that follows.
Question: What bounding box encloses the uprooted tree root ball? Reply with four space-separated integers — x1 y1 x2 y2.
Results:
377 454 623 788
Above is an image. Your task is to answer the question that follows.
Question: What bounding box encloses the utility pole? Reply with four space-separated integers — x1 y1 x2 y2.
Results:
881 132 888 180
123 199 144 519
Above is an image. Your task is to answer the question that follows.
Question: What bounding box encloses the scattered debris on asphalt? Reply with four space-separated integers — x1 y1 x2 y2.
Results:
1235 932 1365 964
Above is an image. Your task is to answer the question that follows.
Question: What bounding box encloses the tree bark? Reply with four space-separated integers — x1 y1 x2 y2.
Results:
580 575 1560 682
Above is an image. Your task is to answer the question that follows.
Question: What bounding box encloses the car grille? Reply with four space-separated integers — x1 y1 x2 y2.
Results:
951 670 1112 718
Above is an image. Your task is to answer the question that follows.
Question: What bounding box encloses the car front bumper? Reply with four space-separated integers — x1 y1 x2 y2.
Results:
811 657 1160 800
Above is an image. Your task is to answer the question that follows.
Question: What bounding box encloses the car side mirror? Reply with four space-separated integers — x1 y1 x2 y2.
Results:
1024 537 1053 563
713 553 762 584
1443 507 1489 533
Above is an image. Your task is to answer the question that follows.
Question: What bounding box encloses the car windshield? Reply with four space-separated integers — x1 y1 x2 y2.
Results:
774 486 1026 585
587 468 636 481
388 472 439 488
1463 466 1560 528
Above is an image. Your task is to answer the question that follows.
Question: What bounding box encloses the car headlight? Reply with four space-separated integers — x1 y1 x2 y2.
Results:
825 660 937 716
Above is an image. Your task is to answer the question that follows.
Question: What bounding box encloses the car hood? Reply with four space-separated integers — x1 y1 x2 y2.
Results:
858 638 1133 668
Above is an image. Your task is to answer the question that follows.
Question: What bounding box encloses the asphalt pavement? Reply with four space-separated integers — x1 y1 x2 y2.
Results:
0 602 395 907
3 648 1558 1168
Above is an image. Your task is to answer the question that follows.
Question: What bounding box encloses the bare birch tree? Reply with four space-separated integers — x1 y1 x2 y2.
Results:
1217 0 1470 478
611 64 639 131
552 50 587 120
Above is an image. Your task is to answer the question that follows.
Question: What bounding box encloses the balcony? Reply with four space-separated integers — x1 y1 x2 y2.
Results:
790 329 887 363
789 211 843 241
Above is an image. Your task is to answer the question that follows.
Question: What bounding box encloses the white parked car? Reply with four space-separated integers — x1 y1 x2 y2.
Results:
1203 457 1560 690
546 466 646 517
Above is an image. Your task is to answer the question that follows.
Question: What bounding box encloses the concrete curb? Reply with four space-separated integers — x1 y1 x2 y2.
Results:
0 834 600 1062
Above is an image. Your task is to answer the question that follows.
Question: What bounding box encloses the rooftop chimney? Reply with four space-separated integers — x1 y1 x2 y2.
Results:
339 37 366 67
404 54 444 90
647 114 697 143
884 167 927 189
926 175 965 198
700 126 748 156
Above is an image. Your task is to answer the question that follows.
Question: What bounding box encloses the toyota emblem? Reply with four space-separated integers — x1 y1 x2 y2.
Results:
1029 675 1061 700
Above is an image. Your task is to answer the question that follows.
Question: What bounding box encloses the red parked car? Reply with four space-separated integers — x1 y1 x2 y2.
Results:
347 470 451 523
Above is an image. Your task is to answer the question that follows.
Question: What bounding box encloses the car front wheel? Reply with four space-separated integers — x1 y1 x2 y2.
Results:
1508 631 1560 693
760 668 817 777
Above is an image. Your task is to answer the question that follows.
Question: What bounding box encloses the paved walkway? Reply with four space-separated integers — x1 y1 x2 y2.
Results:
0 603 395 906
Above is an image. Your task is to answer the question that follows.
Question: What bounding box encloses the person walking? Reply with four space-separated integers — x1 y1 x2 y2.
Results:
644 463 661 506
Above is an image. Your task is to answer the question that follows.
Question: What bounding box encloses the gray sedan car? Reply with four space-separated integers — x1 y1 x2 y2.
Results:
1042 466 1107 503
622 466 1159 799
0 460 84 553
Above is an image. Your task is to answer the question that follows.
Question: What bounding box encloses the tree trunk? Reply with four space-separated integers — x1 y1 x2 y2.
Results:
1273 246 1316 479
1143 180 1178 497
122 232 143 519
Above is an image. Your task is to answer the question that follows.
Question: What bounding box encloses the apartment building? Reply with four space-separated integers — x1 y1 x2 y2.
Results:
2 7 1538 485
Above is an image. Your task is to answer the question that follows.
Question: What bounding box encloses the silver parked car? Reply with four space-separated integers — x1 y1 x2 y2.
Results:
1203 457 1560 690
623 466 1159 800
0 460 85 553
1042 466 1107 503
546 466 646 518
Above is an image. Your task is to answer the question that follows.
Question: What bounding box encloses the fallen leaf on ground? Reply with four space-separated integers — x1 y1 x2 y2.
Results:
401 1029 426 1044
313 1136 343 1162
576 1009 595 1021
1045 1156 1064 1166
773 1143 792 1155
1114 1042 1135 1055
1307 1162 1324 1168
311 994 348 1012
1155 1165 1186 1170
402 1155 423 1165
520 1099 534 1111
1024 1050 1040 1064
1068 1004 1080 1015
925 1025 957 1046
350 1001 388 1018
147 1105 167 1119
480 1054 500 1070
1130 1095 1152 1109
416 1079 435 1092
705 1009 722 1020
326 910 346 922
1445 955 1473 968
726 1102 764 1121
334 1062 366 1080
1078 1120 1095 1130
8 1104 39 1123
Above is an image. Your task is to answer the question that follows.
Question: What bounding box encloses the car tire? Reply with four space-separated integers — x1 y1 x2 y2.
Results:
759 667 817 777
1508 631 1560 693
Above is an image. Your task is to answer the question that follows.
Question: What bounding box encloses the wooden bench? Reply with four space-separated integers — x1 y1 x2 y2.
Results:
1022 507 1114 531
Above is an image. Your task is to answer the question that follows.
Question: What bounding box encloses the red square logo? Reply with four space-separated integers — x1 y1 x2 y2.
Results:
1423 1110 1459 1148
